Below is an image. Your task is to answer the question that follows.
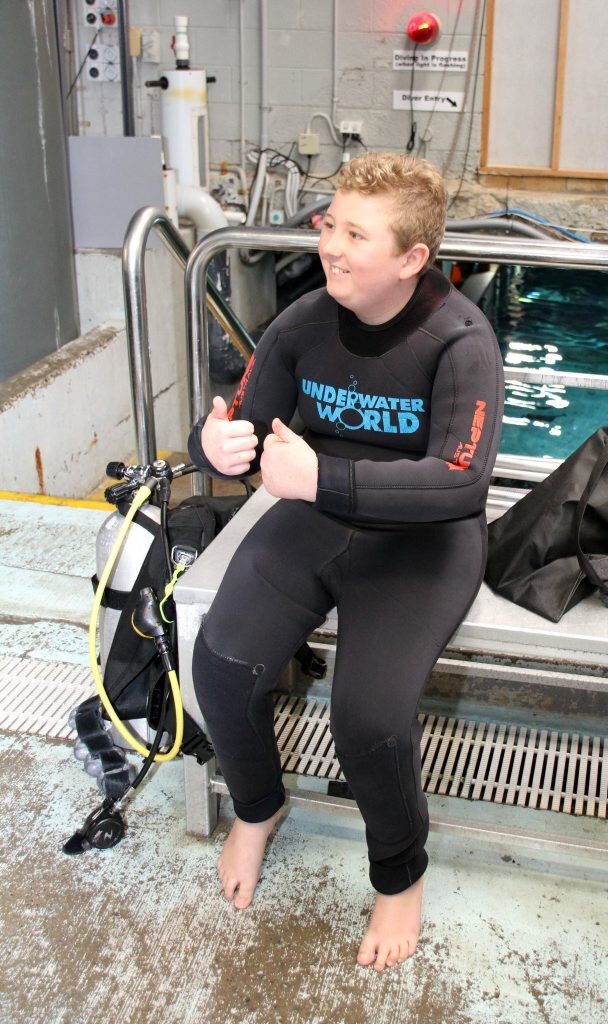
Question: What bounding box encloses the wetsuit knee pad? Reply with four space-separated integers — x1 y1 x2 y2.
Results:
333 724 428 850
192 627 270 757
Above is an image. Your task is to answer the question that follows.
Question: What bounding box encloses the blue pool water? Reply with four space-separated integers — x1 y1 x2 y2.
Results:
489 265 608 459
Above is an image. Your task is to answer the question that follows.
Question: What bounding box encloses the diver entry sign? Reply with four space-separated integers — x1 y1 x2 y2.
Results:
393 90 464 112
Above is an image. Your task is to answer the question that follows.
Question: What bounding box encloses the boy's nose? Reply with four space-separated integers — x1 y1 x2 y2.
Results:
322 233 341 258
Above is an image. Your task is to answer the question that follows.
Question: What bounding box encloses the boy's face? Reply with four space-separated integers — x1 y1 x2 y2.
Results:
318 189 427 324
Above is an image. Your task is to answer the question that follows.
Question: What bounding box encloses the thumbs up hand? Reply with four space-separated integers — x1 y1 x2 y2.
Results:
200 395 258 475
261 418 318 501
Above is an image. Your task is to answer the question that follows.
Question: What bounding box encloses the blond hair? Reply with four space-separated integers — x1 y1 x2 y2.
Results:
337 152 447 266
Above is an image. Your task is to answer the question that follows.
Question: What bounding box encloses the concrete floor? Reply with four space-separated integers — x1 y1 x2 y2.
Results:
1 496 607 1024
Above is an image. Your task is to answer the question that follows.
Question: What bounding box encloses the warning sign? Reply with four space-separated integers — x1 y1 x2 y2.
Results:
393 90 464 112
393 50 468 72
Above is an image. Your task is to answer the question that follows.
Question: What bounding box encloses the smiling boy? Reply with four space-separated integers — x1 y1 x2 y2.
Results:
188 152 504 971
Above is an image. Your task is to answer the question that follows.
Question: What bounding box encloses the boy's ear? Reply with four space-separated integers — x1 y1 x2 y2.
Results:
399 243 430 279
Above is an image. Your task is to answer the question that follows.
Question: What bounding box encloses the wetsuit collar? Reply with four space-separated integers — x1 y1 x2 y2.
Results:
338 266 451 357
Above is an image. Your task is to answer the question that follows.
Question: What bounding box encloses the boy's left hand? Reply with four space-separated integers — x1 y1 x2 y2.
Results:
261 419 318 501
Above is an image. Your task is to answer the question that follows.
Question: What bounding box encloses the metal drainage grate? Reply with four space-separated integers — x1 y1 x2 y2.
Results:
273 694 608 820
2 656 606 820
0 655 91 740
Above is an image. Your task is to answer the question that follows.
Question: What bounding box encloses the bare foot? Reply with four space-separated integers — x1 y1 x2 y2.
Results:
217 808 283 909
357 877 424 971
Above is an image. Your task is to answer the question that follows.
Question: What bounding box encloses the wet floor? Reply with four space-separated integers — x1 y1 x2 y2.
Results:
1 495 607 1024
2 729 608 1024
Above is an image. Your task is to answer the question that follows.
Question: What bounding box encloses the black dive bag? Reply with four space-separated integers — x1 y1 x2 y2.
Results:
484 425 608 621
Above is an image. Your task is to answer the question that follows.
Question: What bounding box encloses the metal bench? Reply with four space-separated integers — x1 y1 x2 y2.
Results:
174 479 608 839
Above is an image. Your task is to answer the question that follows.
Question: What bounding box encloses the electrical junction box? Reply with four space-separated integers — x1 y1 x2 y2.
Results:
82 1 118 28
298 132 320 156
141 30 161 63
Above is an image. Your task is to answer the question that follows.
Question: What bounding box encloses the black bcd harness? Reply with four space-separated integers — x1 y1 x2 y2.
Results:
93 492 327 764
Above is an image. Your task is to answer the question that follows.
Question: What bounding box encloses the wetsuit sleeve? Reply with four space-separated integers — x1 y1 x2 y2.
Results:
187 319 300 477
315 320 504 523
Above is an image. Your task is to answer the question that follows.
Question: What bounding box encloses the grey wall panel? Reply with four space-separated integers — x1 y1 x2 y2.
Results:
67 137 164 249
487 0 560 168
560 0 608 171
0 0 79 383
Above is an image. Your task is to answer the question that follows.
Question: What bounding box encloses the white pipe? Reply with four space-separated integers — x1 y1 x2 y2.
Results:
246 152 267 226
160 68 209 188
260 0 269 151
176 183 229 234
163 167 178 227
331 0 339 131
239 0 247 169
173 15 190 66
224 208 246 226
246 0 270 225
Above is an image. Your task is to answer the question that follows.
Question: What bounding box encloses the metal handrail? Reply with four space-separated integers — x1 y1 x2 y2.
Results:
124 214 608 476
122 207 255 464
185 227 321 432
186 228 608 429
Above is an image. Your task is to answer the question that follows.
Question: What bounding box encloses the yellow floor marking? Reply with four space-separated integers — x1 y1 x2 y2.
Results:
0 491 110 510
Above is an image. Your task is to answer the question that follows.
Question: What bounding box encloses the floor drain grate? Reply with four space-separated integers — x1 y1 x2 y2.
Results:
2 656 606 820
0 655 91 741
273 694 608 819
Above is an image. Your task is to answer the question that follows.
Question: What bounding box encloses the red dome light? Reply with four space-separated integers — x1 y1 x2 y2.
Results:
407 12 440 45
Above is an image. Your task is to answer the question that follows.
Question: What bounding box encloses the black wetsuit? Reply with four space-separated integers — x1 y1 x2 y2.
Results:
188 267 504 894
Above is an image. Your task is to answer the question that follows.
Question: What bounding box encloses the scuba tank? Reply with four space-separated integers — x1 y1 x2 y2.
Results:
63 458 326 855
96 500 161 682
69 498 164 799
64 458 219 852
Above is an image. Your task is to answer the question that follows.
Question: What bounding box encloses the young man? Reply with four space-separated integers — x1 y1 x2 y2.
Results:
188 152 504 971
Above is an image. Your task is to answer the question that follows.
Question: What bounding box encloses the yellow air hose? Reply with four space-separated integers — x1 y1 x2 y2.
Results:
88 483 184 761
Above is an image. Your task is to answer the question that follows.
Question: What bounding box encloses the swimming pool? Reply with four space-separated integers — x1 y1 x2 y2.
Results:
488 264 608 459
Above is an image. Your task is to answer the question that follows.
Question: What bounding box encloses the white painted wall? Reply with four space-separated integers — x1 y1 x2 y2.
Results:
71 0 487 180
0 248 190 497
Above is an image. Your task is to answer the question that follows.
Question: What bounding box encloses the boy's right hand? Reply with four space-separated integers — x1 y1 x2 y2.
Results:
200 395 258 476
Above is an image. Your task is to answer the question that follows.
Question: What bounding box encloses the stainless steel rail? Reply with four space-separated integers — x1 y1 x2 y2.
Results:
124 213 608 473
122 208 255 464
123 209 190 463
186 227 608 425
185 227 320 436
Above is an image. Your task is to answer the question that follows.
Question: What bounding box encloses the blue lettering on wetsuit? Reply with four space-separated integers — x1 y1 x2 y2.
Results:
301 377 424 434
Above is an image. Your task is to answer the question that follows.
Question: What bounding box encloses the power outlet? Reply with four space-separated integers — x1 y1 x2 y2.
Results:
298 132 320 156
339 120 363 137
85 43 121 82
